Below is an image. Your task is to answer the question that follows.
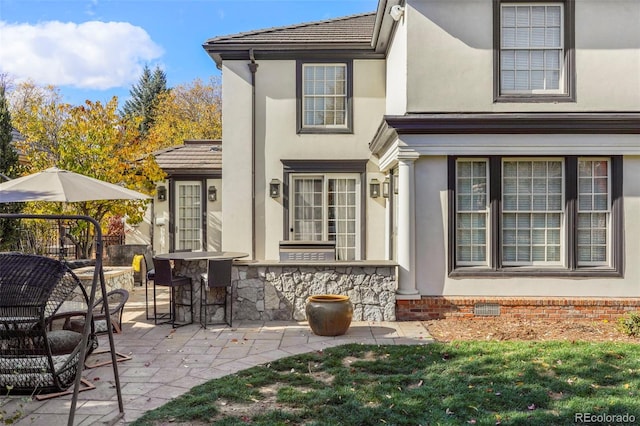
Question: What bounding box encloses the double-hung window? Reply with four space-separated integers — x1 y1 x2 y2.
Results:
494 0 575 101
451 156 621 276
297 61 353 133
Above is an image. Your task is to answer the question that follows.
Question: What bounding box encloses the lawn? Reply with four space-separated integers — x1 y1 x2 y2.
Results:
131 341 640 425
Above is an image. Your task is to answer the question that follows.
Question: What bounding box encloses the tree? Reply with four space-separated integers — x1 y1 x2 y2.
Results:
10 82 165 257
121 65 168 135
0 76 22 250
146 76 222 151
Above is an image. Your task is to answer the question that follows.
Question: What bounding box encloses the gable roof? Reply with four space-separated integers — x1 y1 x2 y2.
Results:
203 12 380 66
153 140 222 177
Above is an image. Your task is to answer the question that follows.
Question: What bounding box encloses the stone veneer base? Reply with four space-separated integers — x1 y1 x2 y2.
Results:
229 261 398 322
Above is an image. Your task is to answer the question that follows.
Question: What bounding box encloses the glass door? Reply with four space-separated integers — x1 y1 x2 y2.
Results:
290 174 360 260
175 181 202 251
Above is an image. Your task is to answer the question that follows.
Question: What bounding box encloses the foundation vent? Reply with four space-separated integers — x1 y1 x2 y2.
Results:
474 303 500 317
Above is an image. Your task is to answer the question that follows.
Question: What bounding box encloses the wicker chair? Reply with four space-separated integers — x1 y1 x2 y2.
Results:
67 289 129 335
0 253 97 394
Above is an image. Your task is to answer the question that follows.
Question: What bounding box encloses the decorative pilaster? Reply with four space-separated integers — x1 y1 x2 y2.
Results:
396 154 420 298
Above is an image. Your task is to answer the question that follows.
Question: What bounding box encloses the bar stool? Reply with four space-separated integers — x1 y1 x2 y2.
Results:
152 257 193 328
143 252 156 320
200 258 233 328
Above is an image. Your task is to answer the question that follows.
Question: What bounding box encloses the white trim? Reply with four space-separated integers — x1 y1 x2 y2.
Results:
400 134 640 156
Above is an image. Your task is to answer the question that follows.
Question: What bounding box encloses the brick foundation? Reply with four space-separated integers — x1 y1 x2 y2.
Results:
396 296 640 321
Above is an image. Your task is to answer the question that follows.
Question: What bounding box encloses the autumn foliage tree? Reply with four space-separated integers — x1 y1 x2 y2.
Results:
0 77 22 250
9 82 165 257
146 76 222 151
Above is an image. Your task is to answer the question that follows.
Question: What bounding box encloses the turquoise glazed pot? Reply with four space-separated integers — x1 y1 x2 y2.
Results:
305 294 353 336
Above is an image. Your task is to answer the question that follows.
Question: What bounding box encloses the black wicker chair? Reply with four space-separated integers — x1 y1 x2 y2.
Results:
0 253 97 394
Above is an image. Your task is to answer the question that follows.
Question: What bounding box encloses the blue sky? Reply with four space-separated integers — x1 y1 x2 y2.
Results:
0 0 376 106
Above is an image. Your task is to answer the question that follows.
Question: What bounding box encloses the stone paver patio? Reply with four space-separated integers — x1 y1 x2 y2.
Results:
1 287 433 425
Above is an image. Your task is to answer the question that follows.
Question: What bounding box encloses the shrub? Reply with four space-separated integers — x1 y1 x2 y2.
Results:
617 311 640 337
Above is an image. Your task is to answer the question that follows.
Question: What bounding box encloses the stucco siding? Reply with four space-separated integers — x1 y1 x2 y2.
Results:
224 58 387 260
221 61 255 257
386 13 408 114
410 147 640 299
402 0 640 112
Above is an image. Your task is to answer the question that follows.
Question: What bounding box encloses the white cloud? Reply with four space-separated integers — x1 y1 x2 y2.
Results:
0 20 164 90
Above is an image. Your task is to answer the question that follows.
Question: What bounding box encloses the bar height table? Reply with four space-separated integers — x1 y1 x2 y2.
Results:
153 252 249 324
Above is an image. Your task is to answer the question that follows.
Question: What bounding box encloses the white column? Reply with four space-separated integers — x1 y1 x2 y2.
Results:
396 155 419 297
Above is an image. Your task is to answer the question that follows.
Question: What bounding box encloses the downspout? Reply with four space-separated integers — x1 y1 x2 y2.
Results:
248 49 258 259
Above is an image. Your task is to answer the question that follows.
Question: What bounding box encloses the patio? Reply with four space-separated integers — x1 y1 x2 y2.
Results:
1 286 433 425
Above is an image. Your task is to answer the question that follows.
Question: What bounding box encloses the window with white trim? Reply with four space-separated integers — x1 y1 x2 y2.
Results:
502 159 564 265
297 61 352 133
451 156 620 275
494 0 575 101
456 160 489 265
501 4 563 93
577 160 610 265
302 64 347 128
291 174 360 260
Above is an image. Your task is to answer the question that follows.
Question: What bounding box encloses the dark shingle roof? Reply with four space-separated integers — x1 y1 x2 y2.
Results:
205 12 375 46
154 140 222 175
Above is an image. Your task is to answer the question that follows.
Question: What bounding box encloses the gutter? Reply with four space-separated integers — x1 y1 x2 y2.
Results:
248 49 259 259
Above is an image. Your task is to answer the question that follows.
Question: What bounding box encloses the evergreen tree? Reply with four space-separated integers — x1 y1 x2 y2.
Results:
121 65 168 135
0 80 22 250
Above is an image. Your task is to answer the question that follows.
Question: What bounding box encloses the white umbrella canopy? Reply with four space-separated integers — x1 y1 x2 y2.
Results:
0 167 151 203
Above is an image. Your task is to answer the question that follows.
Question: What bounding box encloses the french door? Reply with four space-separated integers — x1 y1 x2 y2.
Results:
290 174 360 260
174 181 202 251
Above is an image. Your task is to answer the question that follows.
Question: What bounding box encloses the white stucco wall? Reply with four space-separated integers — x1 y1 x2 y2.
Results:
386 14 408 115
222 58 387 260
407 140 640 299
403 0 640 112
147 178 221 254
221 61 255 257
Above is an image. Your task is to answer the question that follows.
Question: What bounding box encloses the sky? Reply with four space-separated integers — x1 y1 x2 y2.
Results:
0 0 376 106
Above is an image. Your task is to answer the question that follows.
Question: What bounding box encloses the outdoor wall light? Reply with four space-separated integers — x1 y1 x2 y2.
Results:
270 178 281 198
370 178 381 198
208 185 217 202
157 185 167 201
382 176 390 198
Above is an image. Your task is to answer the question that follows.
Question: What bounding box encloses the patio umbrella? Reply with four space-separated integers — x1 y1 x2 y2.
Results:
0 167 150 202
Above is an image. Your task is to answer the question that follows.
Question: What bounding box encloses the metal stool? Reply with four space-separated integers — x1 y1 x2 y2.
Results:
200 258 233 328
152 257 193 328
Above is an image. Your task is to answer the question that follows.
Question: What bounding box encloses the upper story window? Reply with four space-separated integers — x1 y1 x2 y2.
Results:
494 1 575 102
297 61 353 134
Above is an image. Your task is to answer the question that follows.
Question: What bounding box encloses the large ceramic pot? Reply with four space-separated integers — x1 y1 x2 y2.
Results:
305 294 353 336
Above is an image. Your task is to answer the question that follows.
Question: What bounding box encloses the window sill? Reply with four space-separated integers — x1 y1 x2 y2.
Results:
494 93 576 103
449 267 623 279
297 127 353 135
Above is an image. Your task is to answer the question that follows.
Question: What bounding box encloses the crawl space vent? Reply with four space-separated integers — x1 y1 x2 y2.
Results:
474 303 500 317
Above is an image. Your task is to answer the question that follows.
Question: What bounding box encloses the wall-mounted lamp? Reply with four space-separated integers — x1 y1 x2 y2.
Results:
370 178 381 198
270 178 281 198
208 185 217 202
390 4 405 21
382 177 390 198
157 185 167 202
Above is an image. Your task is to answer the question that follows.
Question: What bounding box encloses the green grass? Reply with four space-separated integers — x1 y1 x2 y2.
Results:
131 341 640 425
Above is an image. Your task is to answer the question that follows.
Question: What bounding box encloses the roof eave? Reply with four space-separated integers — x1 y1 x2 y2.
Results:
372 0 403 53
204 42 382 66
